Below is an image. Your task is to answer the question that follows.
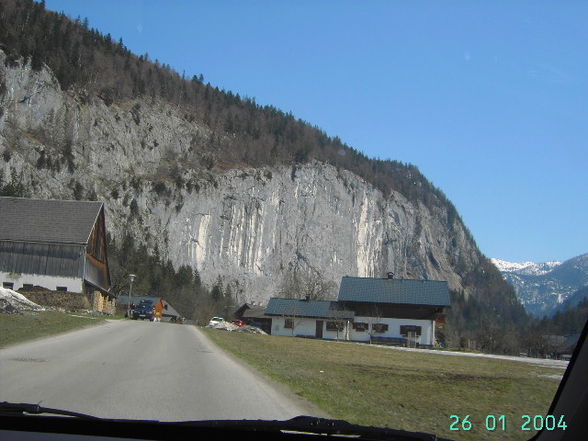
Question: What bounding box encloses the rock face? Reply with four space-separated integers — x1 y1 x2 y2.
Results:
0 52 482 304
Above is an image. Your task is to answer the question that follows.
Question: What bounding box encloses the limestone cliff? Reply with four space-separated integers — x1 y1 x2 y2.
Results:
0 52 482 304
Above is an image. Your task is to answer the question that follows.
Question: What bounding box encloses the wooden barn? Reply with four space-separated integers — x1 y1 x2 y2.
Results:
0 196 114 313
233 302 272 333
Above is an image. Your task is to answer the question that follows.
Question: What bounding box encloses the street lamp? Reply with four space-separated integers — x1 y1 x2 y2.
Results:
127 274 136 319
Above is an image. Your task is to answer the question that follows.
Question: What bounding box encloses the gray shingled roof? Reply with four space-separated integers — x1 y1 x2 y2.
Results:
242 305 269 319
265 298 355 319
0 197 103 245
338 276 451 306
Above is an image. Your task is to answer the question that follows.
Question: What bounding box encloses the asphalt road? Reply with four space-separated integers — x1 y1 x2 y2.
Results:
0 320 321 421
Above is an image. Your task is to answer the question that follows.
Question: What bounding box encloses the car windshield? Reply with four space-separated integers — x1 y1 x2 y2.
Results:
0 1 586 440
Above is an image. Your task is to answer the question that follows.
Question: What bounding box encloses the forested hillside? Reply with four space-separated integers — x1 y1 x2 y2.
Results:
0 0 539 354
0 0 461 210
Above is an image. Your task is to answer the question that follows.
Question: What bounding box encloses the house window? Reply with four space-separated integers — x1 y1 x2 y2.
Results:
56 286 68 292
372 323 389 333
22 284 34 289
352 322 369 332
400 325 422 336
284 319 294 329
2 282 14 289
326 321 344 332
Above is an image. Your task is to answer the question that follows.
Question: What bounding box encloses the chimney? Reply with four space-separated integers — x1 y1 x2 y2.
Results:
387 272 394 279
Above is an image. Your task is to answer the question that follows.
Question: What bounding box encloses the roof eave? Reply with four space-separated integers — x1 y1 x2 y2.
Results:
83 203 105 245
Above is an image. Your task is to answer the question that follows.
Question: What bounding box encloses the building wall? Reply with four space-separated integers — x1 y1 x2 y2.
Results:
350 316 434 345
271 317 352 340
272 317 318 337
270 316 435 345
1 271 84 293
322 320 352 341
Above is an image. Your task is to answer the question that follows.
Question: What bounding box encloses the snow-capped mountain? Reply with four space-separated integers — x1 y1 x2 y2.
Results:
490 258 562 276
492 254 588 317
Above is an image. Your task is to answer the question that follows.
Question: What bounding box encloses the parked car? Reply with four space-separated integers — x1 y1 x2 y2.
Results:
207 316 224 327
132 303 154 321
231 320 245 327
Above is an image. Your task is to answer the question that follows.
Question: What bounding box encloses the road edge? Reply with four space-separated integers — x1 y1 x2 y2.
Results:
190 325 332 419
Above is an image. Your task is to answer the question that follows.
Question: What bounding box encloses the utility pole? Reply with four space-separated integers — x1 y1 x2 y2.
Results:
127 274 136 319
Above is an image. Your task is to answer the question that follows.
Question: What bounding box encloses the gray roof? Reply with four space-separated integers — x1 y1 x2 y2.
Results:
265 298 354 319
338 276 451 307
0 197 103 245
242 306 269 319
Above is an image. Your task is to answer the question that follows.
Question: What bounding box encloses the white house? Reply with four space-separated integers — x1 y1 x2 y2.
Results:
337 274 451 347
265 298 355 340
263 274 450 347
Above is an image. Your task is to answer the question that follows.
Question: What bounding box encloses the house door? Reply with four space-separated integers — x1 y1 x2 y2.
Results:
316 321 323 338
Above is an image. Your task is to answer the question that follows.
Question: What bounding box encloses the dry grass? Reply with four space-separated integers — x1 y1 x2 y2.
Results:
0 311 105 348
203 329 564 441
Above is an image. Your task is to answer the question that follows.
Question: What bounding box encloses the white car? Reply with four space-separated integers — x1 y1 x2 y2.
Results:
207 316 225 327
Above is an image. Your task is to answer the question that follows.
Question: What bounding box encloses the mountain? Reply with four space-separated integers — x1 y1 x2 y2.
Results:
491 254 588 317
0 0 526 334
490 258 562 276
561 285 588 311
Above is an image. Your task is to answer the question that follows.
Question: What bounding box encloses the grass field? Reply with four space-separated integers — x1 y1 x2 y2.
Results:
203 329 565 441
0 311 106 348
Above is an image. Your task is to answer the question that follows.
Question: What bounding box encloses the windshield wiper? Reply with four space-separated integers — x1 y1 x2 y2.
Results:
1 403 449 440
0 401 101 420
177 415 451 440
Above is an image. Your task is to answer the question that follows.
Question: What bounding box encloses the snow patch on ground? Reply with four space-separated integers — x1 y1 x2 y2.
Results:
206 321 268 335
0 287 45 313
207 321 239 331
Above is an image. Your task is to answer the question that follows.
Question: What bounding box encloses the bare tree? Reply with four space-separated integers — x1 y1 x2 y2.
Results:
366 305 384 343
278 268 336 301
277 301 305 336
326 313 350 341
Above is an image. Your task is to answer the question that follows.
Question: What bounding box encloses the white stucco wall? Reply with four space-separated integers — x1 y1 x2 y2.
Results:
271 316 317 337
322 321 352 341
350 317 435 345
0 272 84 293
270 316 435 345
271 317 352 340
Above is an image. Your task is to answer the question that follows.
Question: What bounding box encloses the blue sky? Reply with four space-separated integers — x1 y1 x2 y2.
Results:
45 1 587 263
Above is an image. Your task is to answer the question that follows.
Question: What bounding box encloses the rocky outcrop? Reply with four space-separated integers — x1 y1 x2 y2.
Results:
0 52 482 304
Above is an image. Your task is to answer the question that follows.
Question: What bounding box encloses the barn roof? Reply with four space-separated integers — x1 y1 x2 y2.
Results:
241 305 269 319
0 197 103 245
338 276 451 307
265 298 354 320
